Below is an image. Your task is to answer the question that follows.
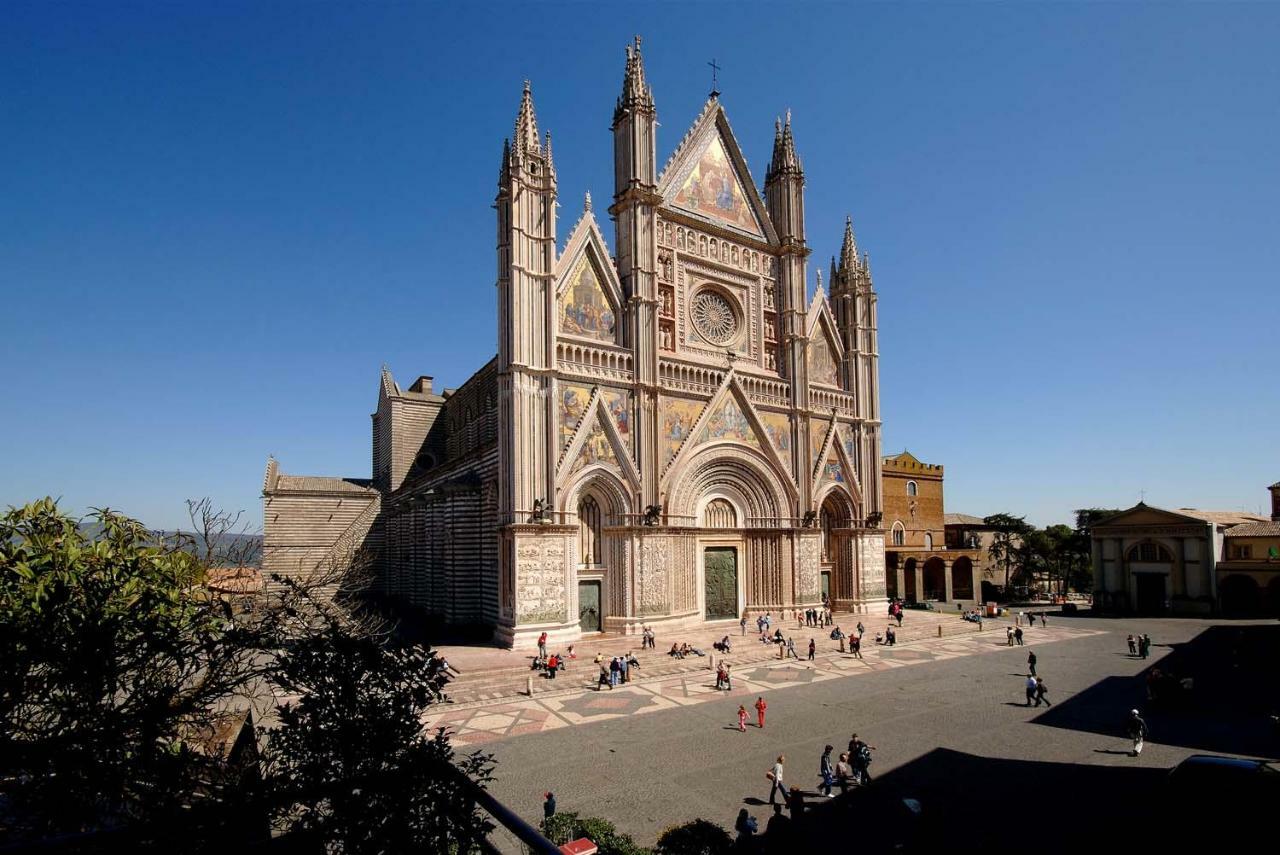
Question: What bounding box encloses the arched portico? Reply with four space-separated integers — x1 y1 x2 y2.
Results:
561 466 633 632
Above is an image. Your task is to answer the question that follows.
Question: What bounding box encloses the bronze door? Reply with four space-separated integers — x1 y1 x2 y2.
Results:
704 547 738 620
578 581 601 632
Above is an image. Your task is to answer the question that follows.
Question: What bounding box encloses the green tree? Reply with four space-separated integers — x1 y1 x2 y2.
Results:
982 513 1034 595
543 812 649 855
0 499 264 845
1 498 496 852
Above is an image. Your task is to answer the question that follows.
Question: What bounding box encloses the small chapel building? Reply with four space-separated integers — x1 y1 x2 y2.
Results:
262 40 890 647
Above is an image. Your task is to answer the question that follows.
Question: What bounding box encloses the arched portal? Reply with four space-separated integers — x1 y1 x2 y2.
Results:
903 558 918 602
923 556 947 601
951 556 975 601
564 469 632 633
1219 574 1261 618
818 487 856 604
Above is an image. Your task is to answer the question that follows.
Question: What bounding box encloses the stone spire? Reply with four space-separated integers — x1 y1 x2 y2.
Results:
767 110 802 180
613 35 655 127
839 216 859 272
830 255 838 288
513 80 542 159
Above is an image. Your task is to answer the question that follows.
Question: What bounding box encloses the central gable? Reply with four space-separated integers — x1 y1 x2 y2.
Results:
559 253 616 343
671 136 762 236
658 100 774 242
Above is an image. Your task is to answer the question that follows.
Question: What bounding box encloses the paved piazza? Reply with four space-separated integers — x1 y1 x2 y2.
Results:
456 615 1278 850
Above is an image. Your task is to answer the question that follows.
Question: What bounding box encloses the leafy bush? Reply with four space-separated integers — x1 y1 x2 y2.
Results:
655 818 733 854
542 811 649 855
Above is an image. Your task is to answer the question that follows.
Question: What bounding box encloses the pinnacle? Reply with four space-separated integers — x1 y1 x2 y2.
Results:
839 216 858 271
584 191 592 213
614 34 654 126
513 80 541 157
767 109 801 180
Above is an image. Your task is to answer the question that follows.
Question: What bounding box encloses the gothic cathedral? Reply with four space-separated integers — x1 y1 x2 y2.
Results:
262 39 888 647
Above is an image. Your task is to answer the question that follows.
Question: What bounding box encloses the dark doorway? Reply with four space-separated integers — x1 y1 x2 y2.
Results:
704 547 738 620
578 580 601 633
821 570 831 603
1134 573 1165 615
923 557 947 601
1219 574 1261 617
903 558 917 602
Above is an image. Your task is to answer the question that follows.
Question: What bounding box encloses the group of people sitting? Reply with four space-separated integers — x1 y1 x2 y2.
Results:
531 644 576 678
668 641 707 659
961 609 983 623
874 626 896 646
713 635 733 653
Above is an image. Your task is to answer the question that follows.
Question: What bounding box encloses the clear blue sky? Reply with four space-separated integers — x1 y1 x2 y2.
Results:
3 2 1277 531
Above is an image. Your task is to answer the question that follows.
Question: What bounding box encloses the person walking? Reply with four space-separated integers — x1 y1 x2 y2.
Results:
807 638 816 661
1127 708 1148 756
1027 650 1037 677
856 621 865 639
546 653 558 679
1127 634 1136 655
755 696 768 729
738 704 748 732
723 663 732 691
1034 677 1051 707
849 734 875 785
597 660 611 691
850 632 863 659
1014 626 1025 646
741 614 748 636
768 755 789 805
1025 675 1038 706
543 792 556 821
733 808 758 844
1141 634 1152 659
895 608 903 627
1028 612 1036 628
786 637 800 660
1040 611 1048 626
1007 626 1015 647
819 745 835 797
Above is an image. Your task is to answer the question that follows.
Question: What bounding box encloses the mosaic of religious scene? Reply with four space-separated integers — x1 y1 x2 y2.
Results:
660 397 705 466
600 388 632 455
841 427 857 463
672 136 762 235
560 254 616 342
809 329 839 387
759 410 792 469
696 396 761 450
810 417 829 468
569 418 618 477
820 449 845 485
559 383 594 451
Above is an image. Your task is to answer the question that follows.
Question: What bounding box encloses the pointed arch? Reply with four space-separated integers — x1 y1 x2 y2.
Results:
805 296 844 389
558 388 641 489
555 208 626 345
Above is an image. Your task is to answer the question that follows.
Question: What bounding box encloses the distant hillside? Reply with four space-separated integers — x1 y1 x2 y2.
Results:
76 522 262 568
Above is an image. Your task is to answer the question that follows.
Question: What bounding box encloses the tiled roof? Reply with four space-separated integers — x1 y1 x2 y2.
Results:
1174 509 1269 527
207 566 263 594
945 513 987 526
274 475 375 495
1224 520 1280 538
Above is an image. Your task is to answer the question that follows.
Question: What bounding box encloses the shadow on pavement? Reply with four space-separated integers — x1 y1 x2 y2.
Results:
1031 625 1280 759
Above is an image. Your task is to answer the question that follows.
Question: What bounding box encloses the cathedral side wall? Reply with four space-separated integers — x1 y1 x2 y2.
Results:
262 489 381 590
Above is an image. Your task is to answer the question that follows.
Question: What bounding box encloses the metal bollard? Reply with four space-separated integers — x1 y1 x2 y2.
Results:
937 624 942 638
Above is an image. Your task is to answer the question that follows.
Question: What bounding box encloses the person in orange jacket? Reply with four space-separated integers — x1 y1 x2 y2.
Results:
755 696 768 728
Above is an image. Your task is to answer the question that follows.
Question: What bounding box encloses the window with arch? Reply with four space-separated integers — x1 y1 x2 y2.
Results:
578 495 602 566
702 498 737 528
892 522 905 546
906 481 918 497
924 532 933 550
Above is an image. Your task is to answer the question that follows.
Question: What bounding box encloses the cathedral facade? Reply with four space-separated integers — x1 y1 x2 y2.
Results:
262 40 888 647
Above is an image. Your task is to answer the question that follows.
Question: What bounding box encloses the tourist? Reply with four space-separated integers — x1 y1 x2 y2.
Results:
1027 650 1037 677
874 631 883 645
741 614 748 636
1127 634 1137 655
755 696 767 728
620 653 630 683
797 610 804 629
850 632 862 659
849 734 875 784
609 657 620 688
895 608 903 627
545 653 559 679
764 612 772 632
733 808 757 843
819 745 835 797
832 625 846 652
597 660 611 691
1141 633 1152 659
543 792 556 820
1127 708 1148 756
1034 677 1051 707
1014 626 1024 646
1040 611 1048 626
786 637 800 660
723 663 732 691
768 755 789 805
1007 626 1015 646
1028 612 1036 628
835 752 853 794
1025 674 1038 706
715 663 727 690
885 626 896 646
669 643 682 659
537 631 548 661
856 621 865 638
566 644 576 660
763 804 791 848
807 638 816 661
626 650 640 670
737 704 748 732
594 651 604 665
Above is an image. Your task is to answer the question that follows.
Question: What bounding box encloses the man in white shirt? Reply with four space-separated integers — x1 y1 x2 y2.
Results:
769 755 788 805
1025 675 1038 706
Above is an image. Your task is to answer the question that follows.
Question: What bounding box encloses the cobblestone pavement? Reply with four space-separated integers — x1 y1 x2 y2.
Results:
424 621 1102 745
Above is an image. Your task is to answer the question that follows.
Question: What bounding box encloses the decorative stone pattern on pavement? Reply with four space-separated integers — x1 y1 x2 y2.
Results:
424 623 1105 745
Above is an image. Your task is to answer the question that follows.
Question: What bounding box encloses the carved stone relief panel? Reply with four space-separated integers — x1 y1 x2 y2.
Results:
856 531 887 600
636 533 671 617
797 532 822 604
515 532 569 624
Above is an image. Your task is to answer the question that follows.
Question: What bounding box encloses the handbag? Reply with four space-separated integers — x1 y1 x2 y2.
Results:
765 771 775 781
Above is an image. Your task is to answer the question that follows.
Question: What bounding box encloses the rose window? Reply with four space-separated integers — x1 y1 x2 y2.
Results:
691 290 739 344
